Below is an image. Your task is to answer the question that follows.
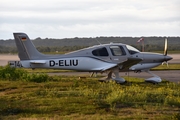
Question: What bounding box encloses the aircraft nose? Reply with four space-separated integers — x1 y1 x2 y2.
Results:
165 55 173 61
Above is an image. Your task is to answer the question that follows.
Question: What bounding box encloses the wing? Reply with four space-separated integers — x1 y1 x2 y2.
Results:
97 64 118 71
100 57 142 72
119 57 142 70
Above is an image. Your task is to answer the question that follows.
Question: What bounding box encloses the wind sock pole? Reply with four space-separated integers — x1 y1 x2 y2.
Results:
137 38 144 52
142 38 144 52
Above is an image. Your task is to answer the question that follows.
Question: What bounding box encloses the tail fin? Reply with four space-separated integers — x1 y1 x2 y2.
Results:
13 33 45 60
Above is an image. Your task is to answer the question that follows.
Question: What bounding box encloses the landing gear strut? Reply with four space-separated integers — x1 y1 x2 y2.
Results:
99 67 126 83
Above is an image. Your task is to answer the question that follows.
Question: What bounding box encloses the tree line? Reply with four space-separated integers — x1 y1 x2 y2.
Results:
0 36 180 53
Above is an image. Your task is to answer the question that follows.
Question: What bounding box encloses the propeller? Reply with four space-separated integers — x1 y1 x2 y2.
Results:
164 38 167 56
162 38 169 67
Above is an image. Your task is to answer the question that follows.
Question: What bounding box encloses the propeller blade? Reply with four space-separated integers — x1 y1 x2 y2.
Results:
164 38 168 56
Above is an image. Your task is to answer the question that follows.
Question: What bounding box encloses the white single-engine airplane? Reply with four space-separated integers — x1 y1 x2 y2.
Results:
13 33 172 83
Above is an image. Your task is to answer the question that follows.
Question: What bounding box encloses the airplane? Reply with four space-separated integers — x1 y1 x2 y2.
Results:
13 33 172 83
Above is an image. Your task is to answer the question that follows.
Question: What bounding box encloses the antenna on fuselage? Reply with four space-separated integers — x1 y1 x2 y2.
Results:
95 38 101 45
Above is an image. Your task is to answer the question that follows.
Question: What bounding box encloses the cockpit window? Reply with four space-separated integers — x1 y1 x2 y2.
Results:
126 45 140 54
92 47 109 56
110 46 126 56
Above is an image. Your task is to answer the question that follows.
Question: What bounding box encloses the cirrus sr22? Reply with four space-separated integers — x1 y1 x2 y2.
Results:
13 33 172 83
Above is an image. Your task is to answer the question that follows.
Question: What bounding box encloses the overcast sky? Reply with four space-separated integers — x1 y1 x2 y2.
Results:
0 0 180 39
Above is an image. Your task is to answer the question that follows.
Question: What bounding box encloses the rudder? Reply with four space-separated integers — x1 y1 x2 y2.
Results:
13 33 44 60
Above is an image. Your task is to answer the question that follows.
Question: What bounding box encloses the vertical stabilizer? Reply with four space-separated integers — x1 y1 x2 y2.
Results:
13 33 45 60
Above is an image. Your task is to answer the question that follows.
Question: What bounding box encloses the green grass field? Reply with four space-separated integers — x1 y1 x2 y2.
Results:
152 63 180 70
0 66 180 119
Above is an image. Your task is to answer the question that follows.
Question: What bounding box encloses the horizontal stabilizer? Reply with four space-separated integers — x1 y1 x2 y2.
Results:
30 60 46 64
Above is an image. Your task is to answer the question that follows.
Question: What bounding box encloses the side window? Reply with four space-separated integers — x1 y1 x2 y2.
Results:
110 46 126 56
92 47 109 56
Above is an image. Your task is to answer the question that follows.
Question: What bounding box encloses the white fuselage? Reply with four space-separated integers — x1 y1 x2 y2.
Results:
21 57 117 71
21 56 162 72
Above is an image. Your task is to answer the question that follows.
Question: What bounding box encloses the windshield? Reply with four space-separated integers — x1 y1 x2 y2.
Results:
126 45 140 54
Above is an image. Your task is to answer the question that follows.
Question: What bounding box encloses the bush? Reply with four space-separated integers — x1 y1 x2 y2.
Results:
24 73 49 83
0 65 27 80
0 65 49 83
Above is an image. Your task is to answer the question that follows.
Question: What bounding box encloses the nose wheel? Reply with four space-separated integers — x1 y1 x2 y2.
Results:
144 70 162 83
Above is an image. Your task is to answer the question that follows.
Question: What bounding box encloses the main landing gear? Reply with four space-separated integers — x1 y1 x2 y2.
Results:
99 67 126 84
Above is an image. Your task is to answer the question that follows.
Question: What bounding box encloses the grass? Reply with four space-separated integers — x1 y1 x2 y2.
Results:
152 63 180 70
25 68 74 73
0 66 180 119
